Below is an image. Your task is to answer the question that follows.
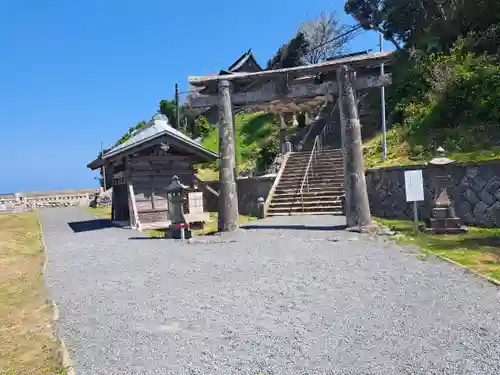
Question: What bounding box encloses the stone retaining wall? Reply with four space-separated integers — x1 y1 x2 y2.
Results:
205 176 275 217
366 160 500 227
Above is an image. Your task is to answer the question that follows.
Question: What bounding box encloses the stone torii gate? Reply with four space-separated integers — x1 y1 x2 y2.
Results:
188 51 393 232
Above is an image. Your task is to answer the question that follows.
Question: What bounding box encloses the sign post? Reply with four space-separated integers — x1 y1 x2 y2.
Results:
404 170 424 232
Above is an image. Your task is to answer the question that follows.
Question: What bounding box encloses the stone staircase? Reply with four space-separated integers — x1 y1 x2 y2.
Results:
265 93 379 217
267 148 345 216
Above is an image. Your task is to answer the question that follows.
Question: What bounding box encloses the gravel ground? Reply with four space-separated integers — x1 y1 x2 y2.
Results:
40 207 500 375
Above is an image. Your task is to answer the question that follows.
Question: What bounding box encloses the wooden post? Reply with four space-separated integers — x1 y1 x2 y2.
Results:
337 89 352 225
336 65 372 229
175 83 180 130
218 80 239 232
231 105 238 181
279 113 287 154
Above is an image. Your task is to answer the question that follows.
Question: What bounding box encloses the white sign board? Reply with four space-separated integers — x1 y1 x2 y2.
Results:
404 170 424 202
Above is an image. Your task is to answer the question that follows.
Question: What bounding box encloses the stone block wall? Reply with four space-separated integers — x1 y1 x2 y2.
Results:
365 160 500 227
204 176 275 217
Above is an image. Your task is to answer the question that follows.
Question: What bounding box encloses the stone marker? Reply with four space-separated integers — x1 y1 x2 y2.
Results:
423 147 468 234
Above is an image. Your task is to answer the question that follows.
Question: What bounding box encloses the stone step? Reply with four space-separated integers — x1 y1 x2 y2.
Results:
277 180 345 188
286 156 344 162
280 172 344 179
287 156 343 162
282 167 344 175
284 164 344 172
291 150 343 156
274 186 344 194
267 205 343 214
288 151 342 157
286 157 344 164
271 190 344 200
267 211 344 216
288 152 343 157
269 199 343 207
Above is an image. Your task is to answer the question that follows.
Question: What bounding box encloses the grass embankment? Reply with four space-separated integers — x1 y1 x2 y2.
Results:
364 52 500 169
0 212 65 375
377 218 500 282
364 127 500 169
197 112 295 181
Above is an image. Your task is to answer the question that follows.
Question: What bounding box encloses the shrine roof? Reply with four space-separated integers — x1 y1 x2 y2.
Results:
194 49 264 96
225 48 263 74
87 118 217 170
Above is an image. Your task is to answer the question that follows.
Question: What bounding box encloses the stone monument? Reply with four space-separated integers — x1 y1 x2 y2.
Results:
423 147 468 234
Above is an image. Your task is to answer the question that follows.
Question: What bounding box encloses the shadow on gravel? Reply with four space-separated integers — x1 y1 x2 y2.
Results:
241 224 346 231
68 219 114 233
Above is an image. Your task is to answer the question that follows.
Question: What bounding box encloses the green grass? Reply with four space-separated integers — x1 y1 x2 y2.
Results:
377 217 500 281
364 127 500 169
86 206 111 219
146 212 257 238
197 112 289 180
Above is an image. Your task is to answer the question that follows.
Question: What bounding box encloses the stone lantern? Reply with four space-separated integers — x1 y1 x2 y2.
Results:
423 147 468 234
166 175 192 239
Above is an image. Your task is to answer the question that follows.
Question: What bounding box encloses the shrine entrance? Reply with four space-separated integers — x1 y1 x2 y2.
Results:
188 51 393 232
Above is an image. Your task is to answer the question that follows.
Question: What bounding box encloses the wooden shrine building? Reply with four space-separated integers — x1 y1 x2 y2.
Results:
87 117 218 230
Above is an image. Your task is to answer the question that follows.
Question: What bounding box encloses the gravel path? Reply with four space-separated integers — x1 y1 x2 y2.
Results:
40 207 500 375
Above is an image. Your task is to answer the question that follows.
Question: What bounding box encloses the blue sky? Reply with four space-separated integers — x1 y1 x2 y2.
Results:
0 0 383 193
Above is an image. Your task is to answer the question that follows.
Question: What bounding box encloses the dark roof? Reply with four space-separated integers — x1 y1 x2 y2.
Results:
87 119 218 170
193 49 264 100
226 49 263 73
193 49 263 89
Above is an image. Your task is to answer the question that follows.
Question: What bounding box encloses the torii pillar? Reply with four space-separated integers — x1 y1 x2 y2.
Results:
336 65 372 230
217 80 239 232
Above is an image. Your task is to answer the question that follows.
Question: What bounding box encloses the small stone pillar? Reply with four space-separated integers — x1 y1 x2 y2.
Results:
282 137 292 154
257 197 265 219
166 176 192 239
423 147 468 234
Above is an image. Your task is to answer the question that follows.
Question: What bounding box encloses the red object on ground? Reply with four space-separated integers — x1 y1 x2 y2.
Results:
175 223 189 229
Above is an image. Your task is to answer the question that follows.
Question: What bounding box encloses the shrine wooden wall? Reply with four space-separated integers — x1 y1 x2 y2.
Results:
126 149 198 228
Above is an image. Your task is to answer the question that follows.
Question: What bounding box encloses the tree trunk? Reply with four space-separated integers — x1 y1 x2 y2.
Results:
217 80 239 232
336 65 372 229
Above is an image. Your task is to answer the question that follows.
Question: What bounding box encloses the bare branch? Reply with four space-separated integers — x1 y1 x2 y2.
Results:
299 11 361 64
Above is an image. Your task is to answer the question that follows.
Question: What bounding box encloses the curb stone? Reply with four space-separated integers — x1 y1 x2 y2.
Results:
38 211 77 375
